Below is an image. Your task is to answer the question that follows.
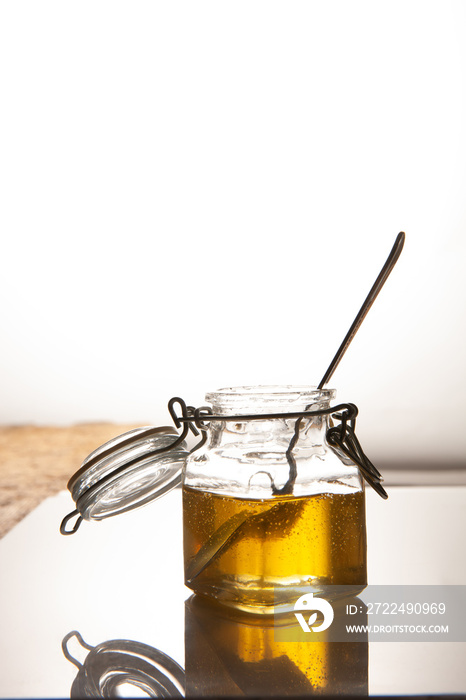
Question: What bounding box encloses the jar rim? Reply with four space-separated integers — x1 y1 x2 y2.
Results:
205 385 336 412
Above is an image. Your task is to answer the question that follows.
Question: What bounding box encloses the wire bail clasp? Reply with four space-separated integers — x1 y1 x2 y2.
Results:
327 405 387 499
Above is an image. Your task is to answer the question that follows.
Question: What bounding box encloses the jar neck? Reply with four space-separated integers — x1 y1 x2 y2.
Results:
205 386 335 447
205 385 336 416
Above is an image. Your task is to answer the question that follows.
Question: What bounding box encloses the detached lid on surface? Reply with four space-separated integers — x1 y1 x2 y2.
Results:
61 426 188 534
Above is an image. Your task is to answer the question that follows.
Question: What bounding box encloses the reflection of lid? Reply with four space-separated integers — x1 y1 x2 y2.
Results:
61 426 188 532
62 631 185 698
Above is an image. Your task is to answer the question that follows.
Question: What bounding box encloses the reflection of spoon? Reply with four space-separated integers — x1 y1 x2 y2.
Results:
185 510 249 582
318 232 405 389
186 499 304 582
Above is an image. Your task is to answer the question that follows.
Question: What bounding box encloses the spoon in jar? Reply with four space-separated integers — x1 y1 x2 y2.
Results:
318 231 405 389
187 234 406 579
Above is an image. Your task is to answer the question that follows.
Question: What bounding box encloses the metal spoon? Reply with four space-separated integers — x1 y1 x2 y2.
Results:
188 234 406 579
318 232 405 389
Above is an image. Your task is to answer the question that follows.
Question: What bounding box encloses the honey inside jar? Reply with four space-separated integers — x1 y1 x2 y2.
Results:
183 486 367 612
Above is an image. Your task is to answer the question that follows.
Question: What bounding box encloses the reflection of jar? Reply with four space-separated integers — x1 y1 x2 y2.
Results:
185 594 368 697
183 386 367 613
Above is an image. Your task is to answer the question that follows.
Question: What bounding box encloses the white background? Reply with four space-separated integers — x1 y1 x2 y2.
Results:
1 1 465 466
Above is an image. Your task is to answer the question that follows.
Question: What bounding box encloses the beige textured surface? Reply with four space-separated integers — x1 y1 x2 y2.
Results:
0 423 143 539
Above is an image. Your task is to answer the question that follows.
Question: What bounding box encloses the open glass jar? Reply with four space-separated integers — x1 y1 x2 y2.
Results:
182 386 367 613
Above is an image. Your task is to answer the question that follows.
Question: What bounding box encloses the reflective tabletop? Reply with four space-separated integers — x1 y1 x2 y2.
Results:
0 481 465 697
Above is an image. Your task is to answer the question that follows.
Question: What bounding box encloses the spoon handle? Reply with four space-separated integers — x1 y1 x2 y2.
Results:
318 231 405 390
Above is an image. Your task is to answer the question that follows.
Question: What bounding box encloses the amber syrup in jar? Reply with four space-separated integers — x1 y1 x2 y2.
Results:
183 487 366 612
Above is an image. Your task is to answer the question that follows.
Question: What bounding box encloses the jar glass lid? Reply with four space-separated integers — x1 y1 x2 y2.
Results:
64 426 188 525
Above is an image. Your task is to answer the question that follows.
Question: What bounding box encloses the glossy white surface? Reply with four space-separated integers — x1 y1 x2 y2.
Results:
0 485 465 697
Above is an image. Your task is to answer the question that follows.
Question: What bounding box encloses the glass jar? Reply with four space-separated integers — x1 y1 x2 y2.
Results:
182 385 367 613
